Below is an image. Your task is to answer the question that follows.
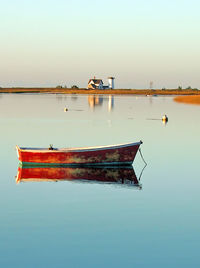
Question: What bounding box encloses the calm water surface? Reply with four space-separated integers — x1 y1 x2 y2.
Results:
0 94 200 267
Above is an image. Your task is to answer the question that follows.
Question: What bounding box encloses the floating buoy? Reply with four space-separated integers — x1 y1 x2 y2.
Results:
162 115 168 122
64 107 68 112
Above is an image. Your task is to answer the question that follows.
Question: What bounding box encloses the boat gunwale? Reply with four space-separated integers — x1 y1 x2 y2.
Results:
16 141 142 153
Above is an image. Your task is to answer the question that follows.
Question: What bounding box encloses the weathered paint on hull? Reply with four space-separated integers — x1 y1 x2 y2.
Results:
16 166 140 187
16 142 142 166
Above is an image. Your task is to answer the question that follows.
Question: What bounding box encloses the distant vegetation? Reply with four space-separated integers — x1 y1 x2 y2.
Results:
176 86 199 91
56 85 68 89
55 84 79 89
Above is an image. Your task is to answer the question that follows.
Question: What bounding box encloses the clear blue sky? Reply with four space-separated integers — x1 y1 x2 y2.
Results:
1 0 200 88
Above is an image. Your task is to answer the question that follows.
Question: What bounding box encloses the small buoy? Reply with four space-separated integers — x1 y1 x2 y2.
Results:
64 107 68 112
162 115 168 122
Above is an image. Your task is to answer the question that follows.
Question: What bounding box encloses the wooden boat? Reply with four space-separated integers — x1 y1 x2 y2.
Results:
16 141 142 166
16 166 141 188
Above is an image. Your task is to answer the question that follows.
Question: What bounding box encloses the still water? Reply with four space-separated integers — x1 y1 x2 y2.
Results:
0 94 200 267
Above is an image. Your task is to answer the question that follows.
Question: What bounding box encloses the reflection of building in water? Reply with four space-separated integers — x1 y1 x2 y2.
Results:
88 95 115 111
108 95 114 112
88 95 103 108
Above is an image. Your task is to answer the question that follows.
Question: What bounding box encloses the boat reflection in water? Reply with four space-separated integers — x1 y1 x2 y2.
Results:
16 166 142 189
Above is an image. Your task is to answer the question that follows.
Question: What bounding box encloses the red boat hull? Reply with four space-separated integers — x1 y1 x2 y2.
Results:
16 166 140 187
16 142 142 166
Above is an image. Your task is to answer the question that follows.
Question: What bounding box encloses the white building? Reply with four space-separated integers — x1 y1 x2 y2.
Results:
87 77 115 89
88 78 104 89
108 77 115 89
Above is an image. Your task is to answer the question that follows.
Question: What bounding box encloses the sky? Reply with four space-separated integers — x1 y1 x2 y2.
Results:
0 0 200 89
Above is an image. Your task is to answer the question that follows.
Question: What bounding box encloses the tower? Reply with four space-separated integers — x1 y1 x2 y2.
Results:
108 77 115 89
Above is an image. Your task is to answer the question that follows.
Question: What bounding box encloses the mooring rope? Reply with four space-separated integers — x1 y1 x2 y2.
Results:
138 148 147 181
139 148 147 166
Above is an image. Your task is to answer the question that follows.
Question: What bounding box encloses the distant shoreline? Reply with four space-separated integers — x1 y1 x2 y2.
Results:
0 88 200 95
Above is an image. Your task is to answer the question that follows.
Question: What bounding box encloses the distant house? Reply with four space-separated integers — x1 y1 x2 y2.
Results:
88 78 104 89
87 76 115 89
